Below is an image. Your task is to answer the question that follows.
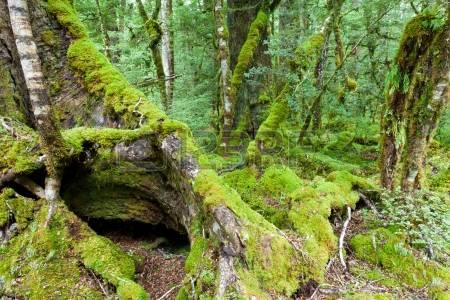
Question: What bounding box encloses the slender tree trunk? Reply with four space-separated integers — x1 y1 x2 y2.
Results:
94 0 113 61
119 0 126 32
160 0 174 107
136 0 169 111
7 0 67 221
215 0 232 146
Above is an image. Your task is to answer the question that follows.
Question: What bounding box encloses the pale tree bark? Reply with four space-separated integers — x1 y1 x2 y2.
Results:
214 0 232 141
160 0 174 107
7 0 67 223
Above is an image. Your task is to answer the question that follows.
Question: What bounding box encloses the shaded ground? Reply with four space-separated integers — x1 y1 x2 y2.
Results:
293 210 430 300
88 219 189 300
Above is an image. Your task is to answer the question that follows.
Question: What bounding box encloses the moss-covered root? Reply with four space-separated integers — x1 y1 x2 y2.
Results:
351 228 450 298
190 169 303 299
0 200 147 299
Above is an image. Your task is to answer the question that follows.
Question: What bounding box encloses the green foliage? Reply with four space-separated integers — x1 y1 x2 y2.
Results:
351 227 450 296
378 190 450 262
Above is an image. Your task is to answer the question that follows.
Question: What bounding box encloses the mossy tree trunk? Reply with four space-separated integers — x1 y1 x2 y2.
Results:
400 19 449 192
298 0 344 142
136 0 170 112
0 0 306 298
220 0 279 150
380 11 447 191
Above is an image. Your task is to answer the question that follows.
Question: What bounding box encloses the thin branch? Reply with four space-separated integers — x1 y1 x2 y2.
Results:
157 284 182 300
339 206 352 270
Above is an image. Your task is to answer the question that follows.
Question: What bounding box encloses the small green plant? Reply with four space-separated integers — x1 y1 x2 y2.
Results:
378 190 450 262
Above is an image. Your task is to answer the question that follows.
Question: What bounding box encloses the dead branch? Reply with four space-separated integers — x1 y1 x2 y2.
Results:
339 206 352 270
14 176 45 199
359 192 379 215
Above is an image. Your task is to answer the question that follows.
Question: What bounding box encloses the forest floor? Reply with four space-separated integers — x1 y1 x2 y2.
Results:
293 211 430 300
89 220 188 300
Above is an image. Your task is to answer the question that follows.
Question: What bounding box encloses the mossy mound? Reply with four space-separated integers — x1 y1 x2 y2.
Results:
288 171 374 281
350 227 450 297
0 197 147 299
0 121 40 174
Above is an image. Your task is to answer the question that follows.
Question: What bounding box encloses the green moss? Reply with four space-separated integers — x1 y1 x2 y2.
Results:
292 33 325 71
175 287 189 300
255 84 290 151
0 65 25 121
0 205 103 299
346 76 358 91
40 30 59 47
351 228 450 294
259 165 302 196
230 11 269 98
47 0 88 39
0 123 41 174
287 171 374 281
343 292 393 300
193 170 303 296
116 279 148 300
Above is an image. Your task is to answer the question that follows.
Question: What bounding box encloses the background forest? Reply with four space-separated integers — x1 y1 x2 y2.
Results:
0 0 449 299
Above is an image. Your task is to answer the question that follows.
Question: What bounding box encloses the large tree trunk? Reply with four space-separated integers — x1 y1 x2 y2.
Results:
400 19 450 192
379 12 445 190
220 0 279 150
0 0 305 298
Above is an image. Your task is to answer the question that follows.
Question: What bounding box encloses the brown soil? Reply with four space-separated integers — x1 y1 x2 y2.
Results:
90 220 188 300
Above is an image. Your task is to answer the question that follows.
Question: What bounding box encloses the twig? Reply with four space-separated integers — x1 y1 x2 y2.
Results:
133 97 145 127
89 269 109 297
157 284 182 300
359 192 379 215
339 206 352 270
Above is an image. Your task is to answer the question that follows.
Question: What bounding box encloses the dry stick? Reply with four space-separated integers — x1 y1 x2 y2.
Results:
339 206 352 270
157 284 182 300
359 192 379 215
89 269 109 297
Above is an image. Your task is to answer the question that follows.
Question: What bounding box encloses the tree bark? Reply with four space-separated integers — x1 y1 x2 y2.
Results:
400 21 450 192
220 0 280 149
7 0 67 196
215 0 233 142
379 13 440 190
160 0 174 107
136 0 169 112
